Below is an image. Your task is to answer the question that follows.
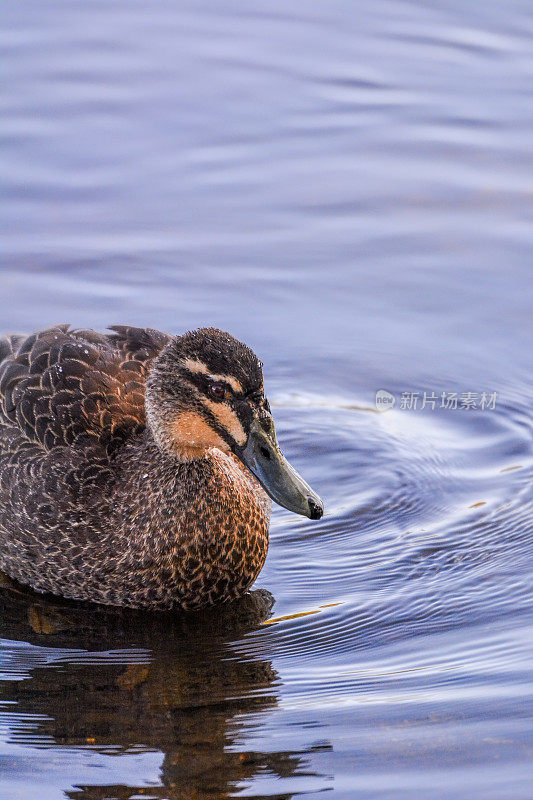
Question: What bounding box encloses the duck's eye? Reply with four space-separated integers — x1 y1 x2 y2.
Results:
209 383 230 400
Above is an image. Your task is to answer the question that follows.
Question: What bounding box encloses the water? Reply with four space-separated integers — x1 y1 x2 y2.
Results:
1 1 532 798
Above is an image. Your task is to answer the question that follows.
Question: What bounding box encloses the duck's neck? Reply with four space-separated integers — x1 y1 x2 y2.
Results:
112 430 225 523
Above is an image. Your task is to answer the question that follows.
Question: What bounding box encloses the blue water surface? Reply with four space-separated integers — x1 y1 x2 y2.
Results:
1 1 532 798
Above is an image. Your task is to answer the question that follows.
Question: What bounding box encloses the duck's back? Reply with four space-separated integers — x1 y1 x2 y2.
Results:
0 325 171 596
0 324 170 455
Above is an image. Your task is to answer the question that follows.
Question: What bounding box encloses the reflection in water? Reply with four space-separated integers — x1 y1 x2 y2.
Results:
0 582 327 800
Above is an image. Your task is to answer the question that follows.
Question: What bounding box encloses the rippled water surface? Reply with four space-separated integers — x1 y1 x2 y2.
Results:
1 1 533 798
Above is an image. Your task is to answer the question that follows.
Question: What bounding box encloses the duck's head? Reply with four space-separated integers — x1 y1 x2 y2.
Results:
145 328 323 520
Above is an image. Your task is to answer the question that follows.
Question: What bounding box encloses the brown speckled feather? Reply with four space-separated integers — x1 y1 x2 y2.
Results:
0 324 171 453
0 325 270 610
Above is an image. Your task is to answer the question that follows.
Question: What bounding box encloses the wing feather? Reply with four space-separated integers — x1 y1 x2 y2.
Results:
0 324 171 453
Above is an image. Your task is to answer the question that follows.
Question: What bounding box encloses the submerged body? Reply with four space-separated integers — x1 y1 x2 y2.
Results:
0 325 321 609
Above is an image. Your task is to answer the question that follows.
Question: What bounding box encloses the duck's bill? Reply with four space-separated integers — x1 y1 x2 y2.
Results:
238 419 324 519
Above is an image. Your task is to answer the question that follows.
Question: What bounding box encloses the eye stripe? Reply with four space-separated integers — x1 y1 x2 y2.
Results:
182 358 243 394
203 399 247 446
170 411 228 457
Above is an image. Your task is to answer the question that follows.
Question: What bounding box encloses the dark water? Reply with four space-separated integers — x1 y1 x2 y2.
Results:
1 1 533 798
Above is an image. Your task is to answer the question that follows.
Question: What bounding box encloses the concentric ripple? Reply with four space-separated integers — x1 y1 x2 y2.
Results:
253 389 533 665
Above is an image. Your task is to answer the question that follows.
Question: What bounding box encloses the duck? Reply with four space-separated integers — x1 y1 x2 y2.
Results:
0 324 323 610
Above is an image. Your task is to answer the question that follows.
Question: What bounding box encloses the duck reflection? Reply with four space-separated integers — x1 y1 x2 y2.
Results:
0 582 309 800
